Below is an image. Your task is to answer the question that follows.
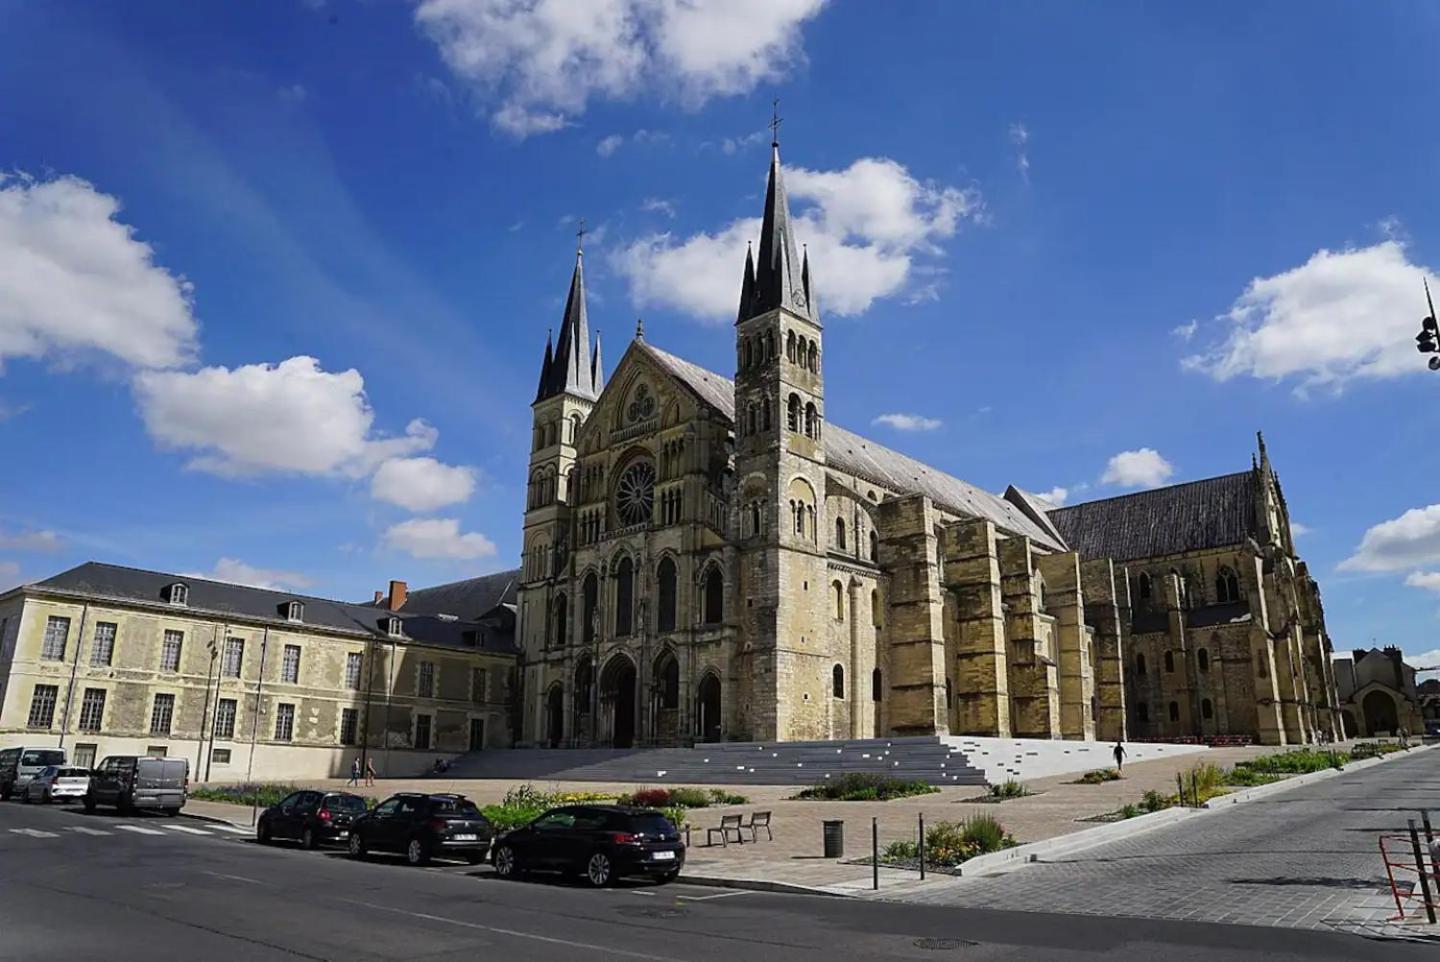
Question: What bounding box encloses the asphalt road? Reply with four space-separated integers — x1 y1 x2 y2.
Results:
0 797 1431 961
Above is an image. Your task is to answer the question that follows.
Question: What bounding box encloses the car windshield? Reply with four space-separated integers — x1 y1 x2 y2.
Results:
619 814 676 836
57 768 90 778
326 795 367 814
21 751 65 767
429 797 481 818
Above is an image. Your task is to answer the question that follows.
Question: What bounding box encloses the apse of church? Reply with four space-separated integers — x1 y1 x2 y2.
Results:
512 137 1342 750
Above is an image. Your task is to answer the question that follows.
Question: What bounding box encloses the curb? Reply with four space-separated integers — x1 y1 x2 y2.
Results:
180 809 253 831
678 872 842 897
1202 743 1436 809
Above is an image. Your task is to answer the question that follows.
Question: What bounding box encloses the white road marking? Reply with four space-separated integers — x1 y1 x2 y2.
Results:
338 898 680 962
116 825 165 836
203 871 262 885
206 824 254 835
8 828 59 838
162 825 212 836
675 890 751 902
68 827 112 836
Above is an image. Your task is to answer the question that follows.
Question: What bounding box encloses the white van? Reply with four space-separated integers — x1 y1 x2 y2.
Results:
0 746 68 800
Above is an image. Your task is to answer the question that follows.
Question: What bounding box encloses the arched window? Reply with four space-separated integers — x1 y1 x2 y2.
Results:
808 341 818 372
657 557 677 633
743 338 753 369
806 505 816 542
1164 650 1175 673
1135 652 1147 676
832 664 845 699
766 330 776 359
792 500 804 535
552 593 568 648
787 393 801 432
1168 701 1180 723
761 396 772 431
872 668 882 702
747 404 757 436
1215 567 1240 603
1197 648 1210 672
1201 698 1214 720
833 580 845 620
615 557 634 637
569 413 581 443
804 402 818 438
1137 572 1152 601
786 330 796 362
574 656 593 714
582 572 598 645
872 590 882 627
703 566 724 625
869 529 879 562
836 517 847 550
656 652 680 710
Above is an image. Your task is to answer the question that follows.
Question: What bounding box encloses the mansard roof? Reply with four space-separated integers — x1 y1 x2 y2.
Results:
639 341 1063 549
1047 471 1258 562
396 569 520 621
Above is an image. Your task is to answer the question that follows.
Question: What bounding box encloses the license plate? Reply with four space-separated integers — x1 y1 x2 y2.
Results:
652 850 676 861
452 834 477 842
336 831 348 838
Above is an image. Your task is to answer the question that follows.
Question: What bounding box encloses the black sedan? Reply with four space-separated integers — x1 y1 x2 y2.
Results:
257 790 367 849
347 792 492 866
491 805 685 887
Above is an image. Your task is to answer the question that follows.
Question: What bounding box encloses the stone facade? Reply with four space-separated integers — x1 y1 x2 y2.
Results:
1333 646 1426 737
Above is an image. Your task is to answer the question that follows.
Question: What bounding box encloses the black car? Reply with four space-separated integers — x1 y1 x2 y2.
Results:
348 792 492 866
492 805 685 887
257 790 368 849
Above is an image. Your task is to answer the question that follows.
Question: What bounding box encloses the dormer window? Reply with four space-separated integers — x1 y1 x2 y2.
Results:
285 601 304 623
167 583 189 607
385 617 402 638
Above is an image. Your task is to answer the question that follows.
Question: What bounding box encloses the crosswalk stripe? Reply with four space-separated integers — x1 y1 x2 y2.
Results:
9 828 60 838
68 827 112 836
162 825 212 835
209 825 253 835
116 825 165 836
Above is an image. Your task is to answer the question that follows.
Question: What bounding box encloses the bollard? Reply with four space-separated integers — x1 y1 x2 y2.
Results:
1176 773 1185 808
872 817 879 891
919 812 926 880
1410 819 1437 925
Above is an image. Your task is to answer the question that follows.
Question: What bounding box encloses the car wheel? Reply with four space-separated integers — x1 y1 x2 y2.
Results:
257 821 272 844
405 837 430 867
585 852 614 888
0 783 10 801
302 827 317 850
82 795 95 813
21 789 30 804
348 832 368 859
656 870 680 886
493 844 519 879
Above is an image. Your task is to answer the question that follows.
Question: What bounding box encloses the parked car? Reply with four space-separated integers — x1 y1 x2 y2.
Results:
0 746 67 800
257 790 368 849
347 792 492 866
491 805 685 887
24 766 91 804
83 756 188 815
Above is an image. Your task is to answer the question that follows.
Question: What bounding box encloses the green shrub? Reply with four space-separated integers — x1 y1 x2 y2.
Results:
1350 742 1401 760
1077 768 1122 784
917 815 1016 866
190 783 379 809
481 803 545 831
1140 789 1171 813
989 779 1031 799
614 786 750 808
883 840 918 860
791 773 938 801
1233 748 1351 777
707 788 749 805
1117 803 1142 819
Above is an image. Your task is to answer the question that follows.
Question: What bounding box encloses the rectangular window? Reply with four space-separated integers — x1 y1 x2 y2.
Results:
72 743 97 769
417 661 435 699
78 688 106 732
213 698 237 739
340 708 358 746
471 667 488 704
160 630 183 672
414 712 432 750
211 748 231 764
281 644 301 684
41 616 70 661
150 693 175 735
222 637 244 678
147 746 168 758
90 622 117 666
345 652 363 690
27 684 59 728
274 702 295 742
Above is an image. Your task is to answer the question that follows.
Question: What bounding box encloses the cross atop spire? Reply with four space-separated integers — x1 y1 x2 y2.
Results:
769 97 782 148
575 216 588 254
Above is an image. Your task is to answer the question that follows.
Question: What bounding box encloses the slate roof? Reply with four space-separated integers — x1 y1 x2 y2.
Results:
640 342 1064 550
24 562 518 655
397 569 520 621
1047 472 1258 562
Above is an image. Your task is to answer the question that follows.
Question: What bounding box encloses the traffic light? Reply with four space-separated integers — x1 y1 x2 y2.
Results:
1419 323 1439 354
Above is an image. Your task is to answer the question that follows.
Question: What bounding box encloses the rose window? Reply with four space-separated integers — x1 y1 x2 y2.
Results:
615 461 656 527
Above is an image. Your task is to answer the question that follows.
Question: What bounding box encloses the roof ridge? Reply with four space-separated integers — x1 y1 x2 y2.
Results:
44 560 357 608
1050 471 1253 512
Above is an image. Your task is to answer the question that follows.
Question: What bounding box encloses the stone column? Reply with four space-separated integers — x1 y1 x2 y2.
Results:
849 579 863 739
875 495 948 736
1039 551 1094 741
1081 558 1128 742
1001 537 1057 738
1160 572 1193 737
942 519 1010 737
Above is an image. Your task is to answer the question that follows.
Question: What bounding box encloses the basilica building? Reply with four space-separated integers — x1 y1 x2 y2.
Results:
513 138 1342 750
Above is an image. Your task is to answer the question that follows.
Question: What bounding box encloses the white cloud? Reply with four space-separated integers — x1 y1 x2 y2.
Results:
1101 448 1174 489
640 197 676 218
1008 122 1030 180
382 517 496 560
1172 318 1198 341
1035 486 1068 507
134 356 436 478
596 134 625 157
1183 240 1433 392
1289 521 1312 537
415 0 827 137
371 457 478 512
186 557 315 591
0 529 62 553
1339 504 1440 572
0 173 198 371
872 412 942 432
612 156 980 319
1406 647 1440 677
721 129 767 155
1405 571 1440 593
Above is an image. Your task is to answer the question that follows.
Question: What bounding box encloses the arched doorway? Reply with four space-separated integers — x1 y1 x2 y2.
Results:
600 655 637 748
1362 690 1399 735
652 650 680 743
545 684 564 748
696 672 722 743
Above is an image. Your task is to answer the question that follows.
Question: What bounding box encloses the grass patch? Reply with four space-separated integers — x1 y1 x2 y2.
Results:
189 783 379 809
790 773 939 802
1076 768 1122 785
988 779 1033 799
1349 741 1403 760
1231 748 1349 778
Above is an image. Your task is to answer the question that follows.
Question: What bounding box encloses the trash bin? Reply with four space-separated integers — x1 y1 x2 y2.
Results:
822 819 844 858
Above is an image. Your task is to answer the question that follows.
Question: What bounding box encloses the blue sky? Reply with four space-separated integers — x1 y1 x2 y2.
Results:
1 1 1437 672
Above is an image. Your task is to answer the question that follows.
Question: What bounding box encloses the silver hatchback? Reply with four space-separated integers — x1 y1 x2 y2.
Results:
25 766 91 804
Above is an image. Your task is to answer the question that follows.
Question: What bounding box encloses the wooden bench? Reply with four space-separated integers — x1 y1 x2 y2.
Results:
705 813 745 847
742 810 772 842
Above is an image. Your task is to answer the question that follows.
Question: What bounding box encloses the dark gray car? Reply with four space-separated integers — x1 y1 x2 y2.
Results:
84 756 188 815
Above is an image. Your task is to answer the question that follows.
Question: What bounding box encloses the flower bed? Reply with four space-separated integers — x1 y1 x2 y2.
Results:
871 815 1017 872
1075 768 1122 785
790 773 939 802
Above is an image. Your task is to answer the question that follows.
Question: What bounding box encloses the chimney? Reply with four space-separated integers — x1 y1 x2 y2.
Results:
387 580 408 611
373 590 384 604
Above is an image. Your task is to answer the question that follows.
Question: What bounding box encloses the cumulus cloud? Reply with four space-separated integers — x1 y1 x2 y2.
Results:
1406 647 1440 678
640 197 676 218
1289 521 1312 537
1101 448 1174 489
1405 571 1440 593
596 134 625 157
0 173 198 371
134 356 436 478
1183 240 1433 393
382 517 496 560
612 156 980 319
186 557 315 591
872 412 942 432
0 529 62 553
1035 486 1068 507
1339 504 1440 572
370 457 478 512
415 0 827 137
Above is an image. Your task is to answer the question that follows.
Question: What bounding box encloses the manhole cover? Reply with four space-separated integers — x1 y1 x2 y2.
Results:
617 906 689 920
913 938 979 951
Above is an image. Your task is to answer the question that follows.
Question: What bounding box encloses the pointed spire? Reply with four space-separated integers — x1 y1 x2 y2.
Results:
534 330 554 403
739 139 813 325
635 317 645 340
539 247 598 402
736 242 756 324
1256 430 1270 472
591 329 604 393
801 243 816 318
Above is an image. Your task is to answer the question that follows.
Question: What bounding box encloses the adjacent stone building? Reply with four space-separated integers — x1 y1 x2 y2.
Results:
513 137 1342 750
0 563 518 780
1333 646 1426 737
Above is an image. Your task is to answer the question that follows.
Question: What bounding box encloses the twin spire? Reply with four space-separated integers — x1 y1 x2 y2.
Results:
535 242 604 403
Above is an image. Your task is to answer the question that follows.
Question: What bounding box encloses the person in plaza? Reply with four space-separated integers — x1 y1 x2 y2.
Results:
364 757 377 786
347 757 361 786
1398 727 1409 749
1112 740 1127 773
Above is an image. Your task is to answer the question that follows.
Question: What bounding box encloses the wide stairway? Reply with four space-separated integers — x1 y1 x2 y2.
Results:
437 736 988 788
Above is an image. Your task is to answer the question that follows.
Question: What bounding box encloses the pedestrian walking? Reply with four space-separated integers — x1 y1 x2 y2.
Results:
347 757 361 786
1112 740 1127 773
1399 727 1410 749
364 757 377 786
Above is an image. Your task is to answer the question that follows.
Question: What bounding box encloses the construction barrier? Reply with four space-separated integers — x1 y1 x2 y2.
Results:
1378 820 1439 924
